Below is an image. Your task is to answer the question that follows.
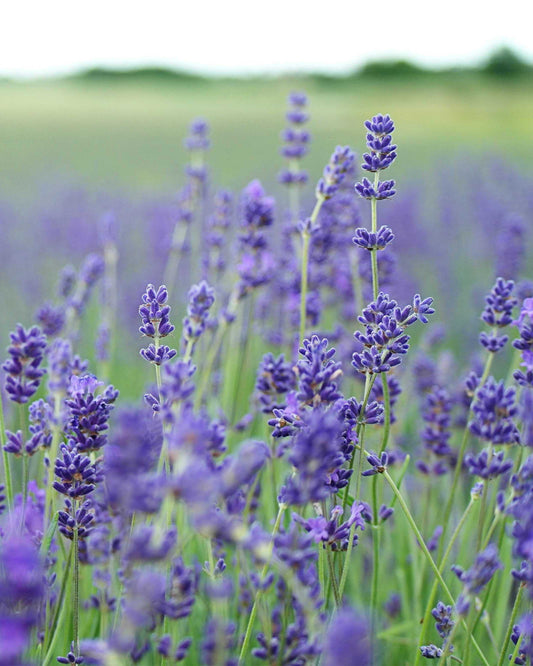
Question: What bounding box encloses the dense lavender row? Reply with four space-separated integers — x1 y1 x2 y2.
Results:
1 96 533 665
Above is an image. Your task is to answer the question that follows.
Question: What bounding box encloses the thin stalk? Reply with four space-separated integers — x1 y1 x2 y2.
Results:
0 389 13 509
298 196 324 343
382 470 490 666
379 375 391 453
475 448 493 551
350 251 364 319
341 373 377 514
72 500 80 659
414 496 477 666
43 541 73 659
20 453 29 530
163 220 191 292
439 351 494 552
196 287 239 407
370 521 380 636
508 631 524 666
238 501 288 664
44 392 63 532
327 547 341 607
299 229 311 343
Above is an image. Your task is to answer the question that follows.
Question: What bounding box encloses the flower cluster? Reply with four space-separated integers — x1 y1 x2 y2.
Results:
479 277 517 352
419 601 455 660
352 292 434 374
452 543 502 615
316 146 356 200
354 113 397 201
139 284 176 366
181 280 215 352
279 91 310 186
468 377 520 445
2 324 47 403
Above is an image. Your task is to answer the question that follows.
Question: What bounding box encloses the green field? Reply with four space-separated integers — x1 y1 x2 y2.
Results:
1 76 532 198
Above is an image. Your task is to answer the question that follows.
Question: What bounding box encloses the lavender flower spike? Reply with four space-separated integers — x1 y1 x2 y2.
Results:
2 324 47 403
181 280 215 357
316 146 356 200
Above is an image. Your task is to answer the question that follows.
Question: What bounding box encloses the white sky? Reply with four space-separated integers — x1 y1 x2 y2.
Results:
2 0 532 78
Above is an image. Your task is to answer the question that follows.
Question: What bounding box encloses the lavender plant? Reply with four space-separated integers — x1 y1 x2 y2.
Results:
1 95 532 666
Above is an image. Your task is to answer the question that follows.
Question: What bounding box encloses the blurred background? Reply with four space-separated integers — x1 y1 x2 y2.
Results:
1 0 532 398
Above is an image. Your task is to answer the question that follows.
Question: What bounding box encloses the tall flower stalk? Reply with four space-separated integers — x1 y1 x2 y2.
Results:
299 146 355 342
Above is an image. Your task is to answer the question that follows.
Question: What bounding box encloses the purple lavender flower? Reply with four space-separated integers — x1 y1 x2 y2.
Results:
184 117 210 152
140 343 177 366
316 146 356 200
58 499 94 540
495 214 526 281
240 180 275 249
341 396 384 426
293 502 365 550
479 277 517 352
70 253 105 316
280 408 347 505
53 445 98 500
279 91 310 186
419 386 454 463
355 177 396 200
353 225 395 251
469 377 520 445
57 641 84 664
182 280 215 351
296 335 343 407
0 535 44 666
362 451 388 477
201 618 237 666
58 264 77 299
65 374 117 453
255 352 297 413
35 302 65 337
452 543 502 615
323 607 371 666
2 324 47 403
139 284 175 339
145 359 196 420
352 292 434 375
464 448 513 479
420 600 454 659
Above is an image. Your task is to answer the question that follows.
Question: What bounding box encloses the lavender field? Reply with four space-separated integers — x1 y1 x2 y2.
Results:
1 80 533 665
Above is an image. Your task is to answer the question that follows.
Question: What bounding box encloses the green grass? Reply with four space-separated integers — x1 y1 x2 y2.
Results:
1 76 532 200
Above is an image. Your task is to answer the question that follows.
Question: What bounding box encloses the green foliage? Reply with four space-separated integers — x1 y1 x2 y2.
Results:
482 46 531 77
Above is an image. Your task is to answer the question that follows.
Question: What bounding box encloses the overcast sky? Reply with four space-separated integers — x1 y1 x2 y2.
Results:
2 0 532 78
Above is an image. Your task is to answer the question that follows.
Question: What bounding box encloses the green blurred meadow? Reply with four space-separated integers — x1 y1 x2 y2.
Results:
1 73 533 199
1 72 533 403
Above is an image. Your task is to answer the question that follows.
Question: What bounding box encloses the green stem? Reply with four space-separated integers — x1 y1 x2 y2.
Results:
379 374 391 453
72 500 80 658
414 496 477 666
341 373 377 514
439 351 494 553
43 540 73 661
20 453 29 530
238 501 287 664
0 389 13 510
327 547 341 606
298 197 324 343
299 230 311 343
196 287 239 407
370 520 380 635
382 470 490 666
508 631 524 666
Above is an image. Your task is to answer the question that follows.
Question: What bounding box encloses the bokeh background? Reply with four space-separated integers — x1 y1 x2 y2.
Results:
2 0 533 398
